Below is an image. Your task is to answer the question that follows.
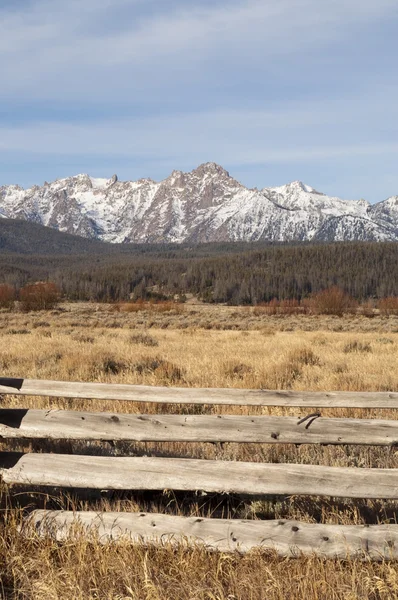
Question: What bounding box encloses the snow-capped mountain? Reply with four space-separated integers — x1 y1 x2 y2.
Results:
1 163 397 243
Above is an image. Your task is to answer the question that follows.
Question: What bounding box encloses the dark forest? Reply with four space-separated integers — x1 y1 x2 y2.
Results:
0 222 397 305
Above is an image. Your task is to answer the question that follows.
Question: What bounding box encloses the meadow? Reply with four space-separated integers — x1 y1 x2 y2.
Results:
1 302 398 599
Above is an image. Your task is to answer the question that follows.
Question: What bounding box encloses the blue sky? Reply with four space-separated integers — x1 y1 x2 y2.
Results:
1 0 398 202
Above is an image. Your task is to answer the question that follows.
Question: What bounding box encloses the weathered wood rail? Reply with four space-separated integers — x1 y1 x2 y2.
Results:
3 409 398 445
28 511 398 558
1 377 398 407
3 454 398 498
2 376 398 559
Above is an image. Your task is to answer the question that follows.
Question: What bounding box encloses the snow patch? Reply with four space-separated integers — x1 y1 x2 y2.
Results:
90 177 111 190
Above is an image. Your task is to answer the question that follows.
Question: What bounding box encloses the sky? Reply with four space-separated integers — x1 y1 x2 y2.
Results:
1 0 398 202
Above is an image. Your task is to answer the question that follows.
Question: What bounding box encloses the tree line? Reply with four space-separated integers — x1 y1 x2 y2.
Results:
0 241 397 305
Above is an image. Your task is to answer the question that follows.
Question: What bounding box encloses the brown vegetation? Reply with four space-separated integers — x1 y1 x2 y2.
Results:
379 296 398 316
0 283 15 309
116 300 185 314
19 282 60 312
309 286 358 316
253 287 387 318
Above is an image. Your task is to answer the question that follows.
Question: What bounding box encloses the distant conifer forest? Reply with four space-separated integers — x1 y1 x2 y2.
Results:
0 232 397 304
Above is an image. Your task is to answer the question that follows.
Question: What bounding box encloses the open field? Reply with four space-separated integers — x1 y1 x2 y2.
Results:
1 303 398 599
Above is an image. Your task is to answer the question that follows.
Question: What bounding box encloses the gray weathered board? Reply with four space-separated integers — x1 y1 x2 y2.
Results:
2 409 398 445
28 510 398 559
3 454 398 498
1 378 397 407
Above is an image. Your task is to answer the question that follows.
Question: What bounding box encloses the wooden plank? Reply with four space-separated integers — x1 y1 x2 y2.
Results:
28 510 398 559
4 454 398 498
0 377 397 407
3 409 398 445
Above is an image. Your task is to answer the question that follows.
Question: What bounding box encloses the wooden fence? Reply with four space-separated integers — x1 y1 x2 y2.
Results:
1 376 398 559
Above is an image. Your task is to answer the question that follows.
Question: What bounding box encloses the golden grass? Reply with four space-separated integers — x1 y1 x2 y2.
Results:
1 303 397 393
4 511 398 600
5 507 398 600
1 303 398 598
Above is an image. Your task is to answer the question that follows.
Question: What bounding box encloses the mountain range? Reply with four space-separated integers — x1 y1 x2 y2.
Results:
1 162 398 243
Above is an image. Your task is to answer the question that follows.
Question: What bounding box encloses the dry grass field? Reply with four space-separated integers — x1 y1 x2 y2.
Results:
1 302 398 599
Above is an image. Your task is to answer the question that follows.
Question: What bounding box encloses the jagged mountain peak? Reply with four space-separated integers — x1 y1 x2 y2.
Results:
270 180 322 195
289 181 319 193
0 163 397 244
192 162 231 178
381 195 398 207
165 170 186 187
0 183 24 192
70 174 116 190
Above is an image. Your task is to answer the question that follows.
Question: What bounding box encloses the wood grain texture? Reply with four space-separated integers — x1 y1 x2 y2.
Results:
2 409 398 445
0 378 398 407
28 510 398 558
4 454 398 497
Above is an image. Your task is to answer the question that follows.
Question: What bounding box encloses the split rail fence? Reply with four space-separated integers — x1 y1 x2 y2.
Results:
2 377 398 559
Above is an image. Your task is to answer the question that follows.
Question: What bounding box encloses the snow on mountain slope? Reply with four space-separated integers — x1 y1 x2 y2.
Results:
267 180 369 216
369 196 398 234
0 163 397 243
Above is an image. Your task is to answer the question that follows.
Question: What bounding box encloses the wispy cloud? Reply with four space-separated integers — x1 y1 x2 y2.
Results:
1 94 397 162
1 0 397 101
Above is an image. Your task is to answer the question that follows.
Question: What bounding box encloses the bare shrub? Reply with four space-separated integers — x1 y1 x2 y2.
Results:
267 360 303 389
116 300 146 313
133 356 185 383
376 337 394 345
101 356 129 375
32 320 51 328
253 298 279 316
72 334 95 344
309 286 357 317
130 332 159 347
288 347 321 366
343 340 372 353
6 328 31 335
20 282 60 312
378 296 398 316
103 320 124 328
279 298 304 315
359 300 375 318
266 346 321 389
133 356 163 374
225 362 253 380
156 360 186 383
0 284 15 309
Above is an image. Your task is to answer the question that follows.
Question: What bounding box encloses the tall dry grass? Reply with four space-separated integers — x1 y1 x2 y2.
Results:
1 303 398 599
3 506 398 600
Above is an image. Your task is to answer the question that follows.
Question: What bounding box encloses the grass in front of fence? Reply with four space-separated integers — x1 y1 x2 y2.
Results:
1 303 398 599
2 496 398 600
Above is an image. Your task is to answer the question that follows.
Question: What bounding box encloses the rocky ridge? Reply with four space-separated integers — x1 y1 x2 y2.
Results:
1 163 397 243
